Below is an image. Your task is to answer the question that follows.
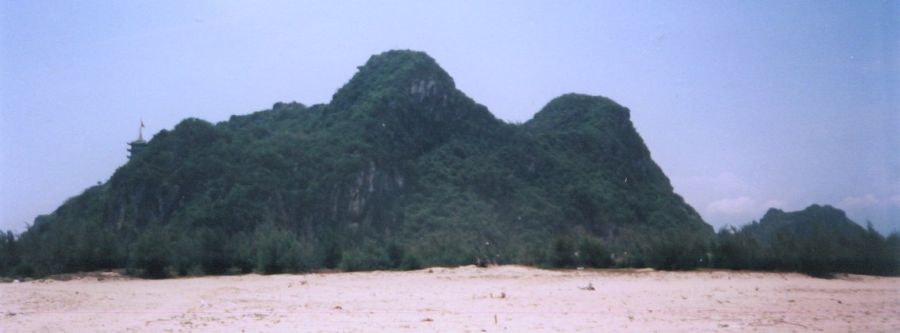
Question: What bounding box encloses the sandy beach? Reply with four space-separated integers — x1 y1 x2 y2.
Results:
2 265 898 332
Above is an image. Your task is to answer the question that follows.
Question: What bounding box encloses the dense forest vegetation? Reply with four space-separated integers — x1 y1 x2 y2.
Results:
711 205 899 276
0 50 896 278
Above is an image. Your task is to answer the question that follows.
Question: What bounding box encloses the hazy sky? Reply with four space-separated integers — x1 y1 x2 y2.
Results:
2 1 898 233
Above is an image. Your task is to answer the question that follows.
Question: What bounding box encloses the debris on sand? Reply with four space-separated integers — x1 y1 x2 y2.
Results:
579 282 595 291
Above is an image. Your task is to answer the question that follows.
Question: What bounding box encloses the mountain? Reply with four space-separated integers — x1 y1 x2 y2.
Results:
8 50 713 277
713 204 900 276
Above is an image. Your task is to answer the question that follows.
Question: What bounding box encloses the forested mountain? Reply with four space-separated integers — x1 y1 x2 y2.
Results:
0 50 755 277
713 205 900 276
1 50 713 277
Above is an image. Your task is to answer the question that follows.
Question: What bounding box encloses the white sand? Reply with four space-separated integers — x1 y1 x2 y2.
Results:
2 266 898 332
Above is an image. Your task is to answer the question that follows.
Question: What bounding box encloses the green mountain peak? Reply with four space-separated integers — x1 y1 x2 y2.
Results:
12 50 715 277
331 50 457 109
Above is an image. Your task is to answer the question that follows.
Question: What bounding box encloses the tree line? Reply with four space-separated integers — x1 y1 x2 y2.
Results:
2 206 896 279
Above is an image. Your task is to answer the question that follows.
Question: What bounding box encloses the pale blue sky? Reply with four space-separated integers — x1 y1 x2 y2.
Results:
2 1 898 233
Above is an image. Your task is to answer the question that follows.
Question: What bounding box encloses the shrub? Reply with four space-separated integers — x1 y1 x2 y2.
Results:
168 234 199 276
255 223 307 274
645 230 708 270
548 237 576 268
318 237 343 269
340 248 388 272
228 232 255 274
197 228 229 275
128 226 169 279
577 236 611 268
0 231 19 276
400 252 423 270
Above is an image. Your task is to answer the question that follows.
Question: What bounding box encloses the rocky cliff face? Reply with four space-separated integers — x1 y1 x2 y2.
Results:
18 50 712 275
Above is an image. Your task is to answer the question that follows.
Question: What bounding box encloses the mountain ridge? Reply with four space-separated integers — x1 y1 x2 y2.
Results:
11 50 714 277
714 204 899 276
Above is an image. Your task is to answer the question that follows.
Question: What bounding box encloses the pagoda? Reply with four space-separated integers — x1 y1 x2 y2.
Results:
127 121 147 160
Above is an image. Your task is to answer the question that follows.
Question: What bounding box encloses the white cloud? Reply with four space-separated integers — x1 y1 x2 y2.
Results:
683 172 751 195
890 195 900 206
838 193 900 209
839 194 880 209
761 199 787 209
704 196 788 221
706 196 756 216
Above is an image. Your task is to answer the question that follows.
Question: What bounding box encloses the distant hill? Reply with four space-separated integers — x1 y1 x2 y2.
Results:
4 50 718 277
713 204 900 276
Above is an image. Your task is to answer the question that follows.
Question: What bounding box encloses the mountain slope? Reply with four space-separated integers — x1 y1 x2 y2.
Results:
13 50 713 277
713 204 900 275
